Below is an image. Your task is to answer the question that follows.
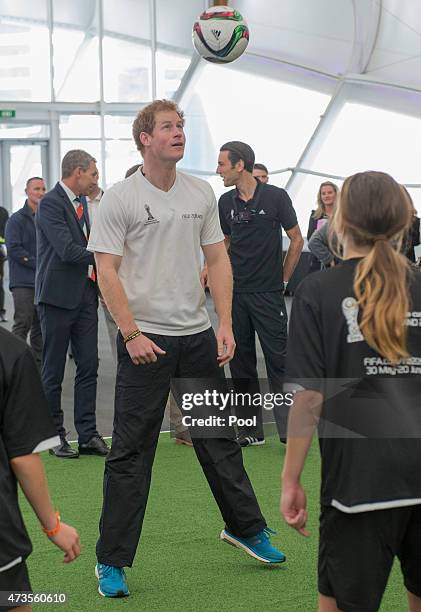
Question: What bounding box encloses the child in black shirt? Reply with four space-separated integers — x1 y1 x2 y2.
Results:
281 171 421 612
0 328 80 612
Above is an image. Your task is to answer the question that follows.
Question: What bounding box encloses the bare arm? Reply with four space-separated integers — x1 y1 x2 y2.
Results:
95 252 135 336
200 236 230 288
202 241 235 366
283 224 304 283
95 251 165 364
11 454 80 562
280 389 322 537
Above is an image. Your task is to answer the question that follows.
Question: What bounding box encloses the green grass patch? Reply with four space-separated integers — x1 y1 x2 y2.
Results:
20 434 407 610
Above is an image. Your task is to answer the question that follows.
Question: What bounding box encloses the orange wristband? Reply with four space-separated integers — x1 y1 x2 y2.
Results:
42 512 61 537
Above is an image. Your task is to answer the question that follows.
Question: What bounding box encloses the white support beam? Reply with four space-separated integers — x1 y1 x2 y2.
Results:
149 0 157 100
49 111 61 184
284 82 347 198
171 54 203 105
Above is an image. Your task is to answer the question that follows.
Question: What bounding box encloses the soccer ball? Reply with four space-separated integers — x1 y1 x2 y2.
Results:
192 6 249 64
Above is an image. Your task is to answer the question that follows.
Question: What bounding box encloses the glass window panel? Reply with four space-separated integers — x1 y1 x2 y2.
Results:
156 50 191 99
291 173 343 236
180 65 331 173
60 115 101 139
268 171 292 189
105 140 140 187
10 144 43 212
0 124 49 138
156 0 200 52
103 0 151 103
103 37 151 102
60 140 103 183
103 0 150 41
312 103 421 184
53 1 99 102
0 16 50 101
104 115 134 140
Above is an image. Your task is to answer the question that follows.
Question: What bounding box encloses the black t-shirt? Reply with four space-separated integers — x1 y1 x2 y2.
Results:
218 182 298 292
0 329 59 572
287 259 421 512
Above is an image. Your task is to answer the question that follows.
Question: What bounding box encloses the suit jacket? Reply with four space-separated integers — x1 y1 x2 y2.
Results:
35 182 96 309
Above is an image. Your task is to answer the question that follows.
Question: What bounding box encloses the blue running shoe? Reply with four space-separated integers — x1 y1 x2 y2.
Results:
95 563 129 597
220 527 286 563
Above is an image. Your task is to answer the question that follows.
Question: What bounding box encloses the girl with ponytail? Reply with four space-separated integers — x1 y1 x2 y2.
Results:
281 171 421 612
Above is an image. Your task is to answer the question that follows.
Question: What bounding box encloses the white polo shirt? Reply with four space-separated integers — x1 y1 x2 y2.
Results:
88 170 224 336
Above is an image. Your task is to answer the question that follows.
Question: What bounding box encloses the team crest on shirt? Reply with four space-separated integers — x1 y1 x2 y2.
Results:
342 297 364 343
144 204 159 225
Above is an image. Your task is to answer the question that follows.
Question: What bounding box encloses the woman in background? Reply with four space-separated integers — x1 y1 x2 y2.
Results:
307 181 339 273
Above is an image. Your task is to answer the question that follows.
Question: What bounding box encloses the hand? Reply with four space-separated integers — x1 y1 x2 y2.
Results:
126 333 166 365
216 323 235 367
280 481 310 537
200 266 208 289
49 522 81 563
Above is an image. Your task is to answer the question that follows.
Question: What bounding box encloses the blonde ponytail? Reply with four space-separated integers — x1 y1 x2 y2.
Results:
338 172 413 363
353 242 409 362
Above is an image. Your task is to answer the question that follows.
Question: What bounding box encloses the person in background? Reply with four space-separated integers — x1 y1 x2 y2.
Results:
401 188 420 263
0 204 9 322
0 327 80 612
253 163 269 184
214 141 303 447
85 182 104 229
281 171 421 612
84 182 118 362
5 177 46 367
308 219 341 269
307 181 339 273
36 150 108 460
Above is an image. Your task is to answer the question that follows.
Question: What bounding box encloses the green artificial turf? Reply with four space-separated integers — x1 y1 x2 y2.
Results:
21 433 407 611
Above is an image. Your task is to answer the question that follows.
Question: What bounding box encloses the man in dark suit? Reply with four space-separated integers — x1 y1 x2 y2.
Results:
36 149 109 459
0 204 9 322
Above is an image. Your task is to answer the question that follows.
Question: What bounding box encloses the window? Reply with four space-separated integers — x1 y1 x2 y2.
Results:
312 102 421 184
102 0 151 102
180 64 331 173
0 15 50 101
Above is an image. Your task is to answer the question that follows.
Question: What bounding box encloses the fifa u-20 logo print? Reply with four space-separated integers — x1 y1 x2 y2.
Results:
342 297 364 343
144 204 159 225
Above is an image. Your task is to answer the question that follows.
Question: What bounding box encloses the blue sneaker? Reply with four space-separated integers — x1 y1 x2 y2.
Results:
220 527 286 563
95 563 129 597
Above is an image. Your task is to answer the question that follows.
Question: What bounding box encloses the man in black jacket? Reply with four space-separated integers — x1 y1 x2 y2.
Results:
0 204 9 322
5 177 46 366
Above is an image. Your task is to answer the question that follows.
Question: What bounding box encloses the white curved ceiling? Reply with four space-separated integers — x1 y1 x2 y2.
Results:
0 0 419 93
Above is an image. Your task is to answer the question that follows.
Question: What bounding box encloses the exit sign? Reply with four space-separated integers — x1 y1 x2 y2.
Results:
0 110 15 118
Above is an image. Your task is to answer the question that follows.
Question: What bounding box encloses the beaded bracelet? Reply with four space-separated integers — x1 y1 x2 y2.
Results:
123 329 142 344
42 512 61 537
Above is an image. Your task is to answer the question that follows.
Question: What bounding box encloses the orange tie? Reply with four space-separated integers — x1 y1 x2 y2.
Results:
76 200 96 282
76 202 84 220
